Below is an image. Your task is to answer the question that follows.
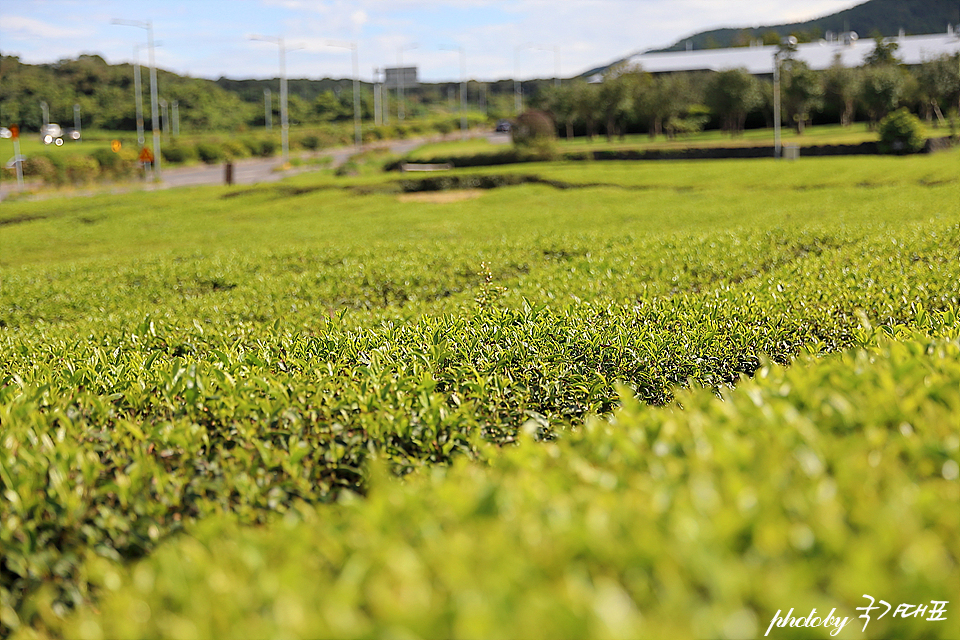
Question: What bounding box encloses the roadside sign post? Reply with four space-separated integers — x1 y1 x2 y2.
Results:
139 146 154 180
11 125 24 188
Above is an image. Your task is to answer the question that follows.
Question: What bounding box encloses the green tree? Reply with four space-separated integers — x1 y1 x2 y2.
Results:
639 73 700 139
572 81 600 140
860 65 906 127
598 63 642 141
705 68 762 135
915 54 960 125
536 82 578 139
781 60 823 134
823 54 862 127
863 35 901 67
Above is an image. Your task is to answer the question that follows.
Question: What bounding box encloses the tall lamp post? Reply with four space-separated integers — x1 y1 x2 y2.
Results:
398 43 418 121
536 45 561 88
251 35 290 163
514 44 535 114
773 36 798 160
133 44 145 145
326 40 362 148
113 19 161 179
441 45 467 138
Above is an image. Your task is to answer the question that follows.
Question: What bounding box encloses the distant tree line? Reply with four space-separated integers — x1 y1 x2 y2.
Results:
2 40 957 141
532 38 960 140
0 53 531 134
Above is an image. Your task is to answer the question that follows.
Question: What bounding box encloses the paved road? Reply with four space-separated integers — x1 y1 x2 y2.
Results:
1 133 507 202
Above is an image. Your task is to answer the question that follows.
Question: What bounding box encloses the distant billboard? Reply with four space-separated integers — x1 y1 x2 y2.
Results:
384 66 418 89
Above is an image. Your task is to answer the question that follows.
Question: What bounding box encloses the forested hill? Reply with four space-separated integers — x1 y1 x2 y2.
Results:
654 0 960 52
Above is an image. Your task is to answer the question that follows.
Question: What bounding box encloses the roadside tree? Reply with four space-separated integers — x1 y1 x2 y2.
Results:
705 68 762 135
823 54 862 127
781 59 823 134
860 64 906 128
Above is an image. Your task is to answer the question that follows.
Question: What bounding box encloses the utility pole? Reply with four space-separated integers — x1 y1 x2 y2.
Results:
251 35 291 163
113 19 162 179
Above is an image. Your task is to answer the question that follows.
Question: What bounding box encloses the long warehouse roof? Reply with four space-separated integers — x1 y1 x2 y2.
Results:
611 30 960 77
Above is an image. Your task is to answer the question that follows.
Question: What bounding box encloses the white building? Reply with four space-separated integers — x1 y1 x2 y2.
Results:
592 29 960 80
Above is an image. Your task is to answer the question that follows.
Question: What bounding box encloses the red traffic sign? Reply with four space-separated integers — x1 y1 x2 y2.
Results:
139 147 154 163
10 125 19 140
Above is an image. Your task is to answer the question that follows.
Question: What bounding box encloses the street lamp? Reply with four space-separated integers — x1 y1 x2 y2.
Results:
514 44 536 114
441 45 467 138
133 44 145 145
264 88 272 130
773 36 798 159
159 99 170 139
326 40 362 148
535 45 561 88
113 19 161 179
398 43 418 120
251 34 291 163
373 68 382 126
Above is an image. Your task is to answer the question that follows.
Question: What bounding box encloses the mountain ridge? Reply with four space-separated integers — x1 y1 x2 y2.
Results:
652 0 959 53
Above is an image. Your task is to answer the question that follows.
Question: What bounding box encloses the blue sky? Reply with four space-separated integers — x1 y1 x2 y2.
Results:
1 1 863 82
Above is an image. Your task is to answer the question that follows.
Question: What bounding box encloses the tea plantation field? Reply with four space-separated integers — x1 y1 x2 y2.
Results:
2 154 959 638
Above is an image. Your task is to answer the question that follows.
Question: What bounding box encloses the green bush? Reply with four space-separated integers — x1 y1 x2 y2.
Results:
161 144 196 164
512 110 557 158
64 154 100 184
20 155 59 183
299 134 321 151
221 139 250 160
195 142 225 164
258 138 279 158
87 148 139 180
878 107 926 154
40 329 960 639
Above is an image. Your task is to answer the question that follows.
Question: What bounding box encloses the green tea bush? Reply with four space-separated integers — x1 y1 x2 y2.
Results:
878 107 926 154
1 155 957 637
32 327 960 639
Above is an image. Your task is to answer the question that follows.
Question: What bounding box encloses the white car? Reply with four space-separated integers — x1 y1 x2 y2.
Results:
41 123 64 145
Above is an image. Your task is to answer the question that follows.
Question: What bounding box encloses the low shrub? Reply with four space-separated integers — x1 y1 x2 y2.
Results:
161 144 197 164
196 142 225 164
878 108 925 154
221 139 250 160
299 134 321 151
64 154 100 185
21 155 59 183
512 110 557 159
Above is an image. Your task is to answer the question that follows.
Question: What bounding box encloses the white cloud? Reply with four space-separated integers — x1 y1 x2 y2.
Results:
0 15 88 40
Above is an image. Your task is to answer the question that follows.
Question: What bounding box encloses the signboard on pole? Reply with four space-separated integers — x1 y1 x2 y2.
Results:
383 66 418 90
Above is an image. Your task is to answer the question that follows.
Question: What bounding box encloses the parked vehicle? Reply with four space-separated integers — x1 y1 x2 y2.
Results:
41 123 64 145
